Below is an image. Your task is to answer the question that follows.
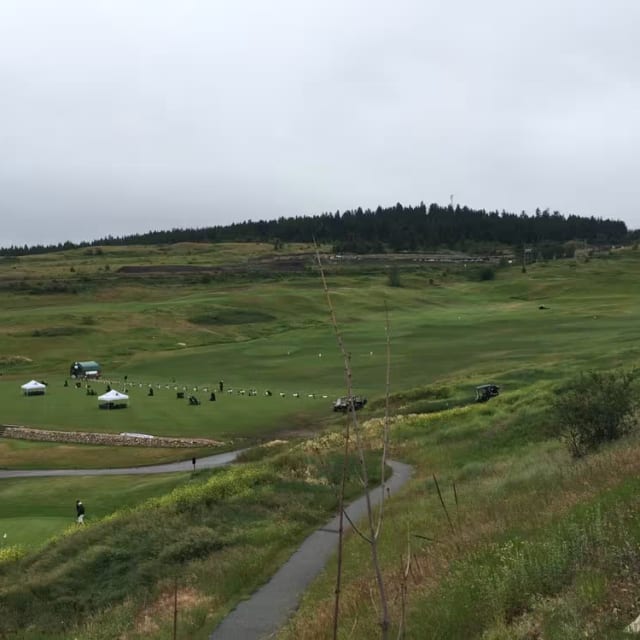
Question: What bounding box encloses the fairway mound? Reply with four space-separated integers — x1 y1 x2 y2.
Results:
1 426 223 448
189 309 275 325
0 355 33 365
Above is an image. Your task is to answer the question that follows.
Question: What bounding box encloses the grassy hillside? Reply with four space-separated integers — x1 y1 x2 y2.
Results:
281 387 640 639
0 444 383 639
2 244 640 638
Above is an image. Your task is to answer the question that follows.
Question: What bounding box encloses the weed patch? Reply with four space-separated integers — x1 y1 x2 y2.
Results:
31 326 89 337
188 309 276 325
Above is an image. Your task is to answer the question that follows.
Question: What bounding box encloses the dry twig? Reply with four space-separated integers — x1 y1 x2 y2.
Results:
315 244 391 638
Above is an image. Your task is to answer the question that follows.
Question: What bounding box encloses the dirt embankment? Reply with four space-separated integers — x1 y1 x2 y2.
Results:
117 255 310 275
0 425 222 448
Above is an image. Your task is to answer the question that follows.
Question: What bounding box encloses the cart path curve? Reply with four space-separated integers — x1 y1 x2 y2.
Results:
210 458 413 640
0 449 244 478
0 451 413 640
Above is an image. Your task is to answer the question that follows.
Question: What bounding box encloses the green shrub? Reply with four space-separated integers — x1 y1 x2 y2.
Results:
550 369 638 457
387 265 402 287
479 266 496 281
188 309 275 325
31 326 87 337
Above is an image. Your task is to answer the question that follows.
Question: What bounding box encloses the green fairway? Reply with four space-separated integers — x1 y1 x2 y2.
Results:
0 473 190 549
2 249 640 445
0 438 223 470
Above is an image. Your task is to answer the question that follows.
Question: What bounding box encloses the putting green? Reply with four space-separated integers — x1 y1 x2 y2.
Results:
0 473 190 549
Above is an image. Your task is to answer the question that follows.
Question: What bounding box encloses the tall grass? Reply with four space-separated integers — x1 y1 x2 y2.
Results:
411 477 640 639
279 384 640 639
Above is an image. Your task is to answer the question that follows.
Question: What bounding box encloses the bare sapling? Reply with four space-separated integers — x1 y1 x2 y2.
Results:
397 528 412 640
432 474 460 553
315 245 391 638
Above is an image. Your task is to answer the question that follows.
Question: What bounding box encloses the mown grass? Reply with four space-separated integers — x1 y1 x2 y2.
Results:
0 439 223 470
0 375 333 440
0 473 192 549
3 248 640 449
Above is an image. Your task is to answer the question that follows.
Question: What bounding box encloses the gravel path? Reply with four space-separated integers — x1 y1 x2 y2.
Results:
0 449 243 478
210 458 413 640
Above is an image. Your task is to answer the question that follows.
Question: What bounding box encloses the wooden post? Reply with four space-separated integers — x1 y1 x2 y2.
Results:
173 575 178 640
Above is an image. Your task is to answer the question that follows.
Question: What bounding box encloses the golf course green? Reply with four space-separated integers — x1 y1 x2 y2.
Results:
3 243 640 639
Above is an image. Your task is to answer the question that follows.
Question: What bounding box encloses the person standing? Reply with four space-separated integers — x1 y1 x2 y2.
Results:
76 499 85 524
192 457 196 471
219 380 224 392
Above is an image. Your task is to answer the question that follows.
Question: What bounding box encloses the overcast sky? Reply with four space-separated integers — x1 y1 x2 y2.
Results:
1 1 639 247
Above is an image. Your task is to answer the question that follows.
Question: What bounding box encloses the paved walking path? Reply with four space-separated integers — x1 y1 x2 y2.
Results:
0 448 413 640
0 449 243 478
210 458 413 640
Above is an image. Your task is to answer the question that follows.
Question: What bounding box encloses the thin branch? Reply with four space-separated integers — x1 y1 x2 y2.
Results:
397 528 412 640
347 615 359 639
349 393 391 636
315 243 390 638
411 533 444 543
453 481 460 534
332 427 351 640
343 508 373 544
375 302 392 540
315 243 352 640
433 474 460 552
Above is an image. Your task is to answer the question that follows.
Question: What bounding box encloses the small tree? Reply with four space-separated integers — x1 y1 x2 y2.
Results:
551 369 638 457
387 266 402 287
478 266 495 281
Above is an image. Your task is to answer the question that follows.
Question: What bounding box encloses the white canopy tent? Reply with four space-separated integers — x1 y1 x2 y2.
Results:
21 380 46 396
98 389 129 409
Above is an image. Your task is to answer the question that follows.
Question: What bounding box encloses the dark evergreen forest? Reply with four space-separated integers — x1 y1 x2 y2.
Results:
1 202 629 257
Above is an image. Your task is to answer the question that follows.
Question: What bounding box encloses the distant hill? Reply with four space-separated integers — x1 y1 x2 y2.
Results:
1 202 628 257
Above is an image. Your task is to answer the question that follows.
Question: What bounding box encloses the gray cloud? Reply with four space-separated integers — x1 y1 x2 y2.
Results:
1 0 639 246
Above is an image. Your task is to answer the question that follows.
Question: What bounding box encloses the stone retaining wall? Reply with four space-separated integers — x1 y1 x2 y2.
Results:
1 425 222 448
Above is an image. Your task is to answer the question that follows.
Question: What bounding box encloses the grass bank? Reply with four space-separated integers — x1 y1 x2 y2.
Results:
279 382 640 639
0 439 383 639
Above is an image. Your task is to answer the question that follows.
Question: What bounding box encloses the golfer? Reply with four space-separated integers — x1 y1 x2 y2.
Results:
76 499 85 524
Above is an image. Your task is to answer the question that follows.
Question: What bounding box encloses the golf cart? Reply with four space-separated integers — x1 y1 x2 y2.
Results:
475 384 500 403
333 395 367 413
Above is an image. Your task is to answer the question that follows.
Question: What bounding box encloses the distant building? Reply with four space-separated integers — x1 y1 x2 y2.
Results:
70 361 101 379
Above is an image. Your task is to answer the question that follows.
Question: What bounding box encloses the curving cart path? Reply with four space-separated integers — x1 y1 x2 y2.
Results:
0 449 243 478
210 458 413 640
0 450 413 640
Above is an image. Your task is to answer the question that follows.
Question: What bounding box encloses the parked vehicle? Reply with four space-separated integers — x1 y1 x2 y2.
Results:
70 360 101 379
333 395 367 412
475 384 500 402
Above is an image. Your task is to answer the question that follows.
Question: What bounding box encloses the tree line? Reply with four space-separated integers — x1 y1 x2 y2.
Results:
0 202 629 257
